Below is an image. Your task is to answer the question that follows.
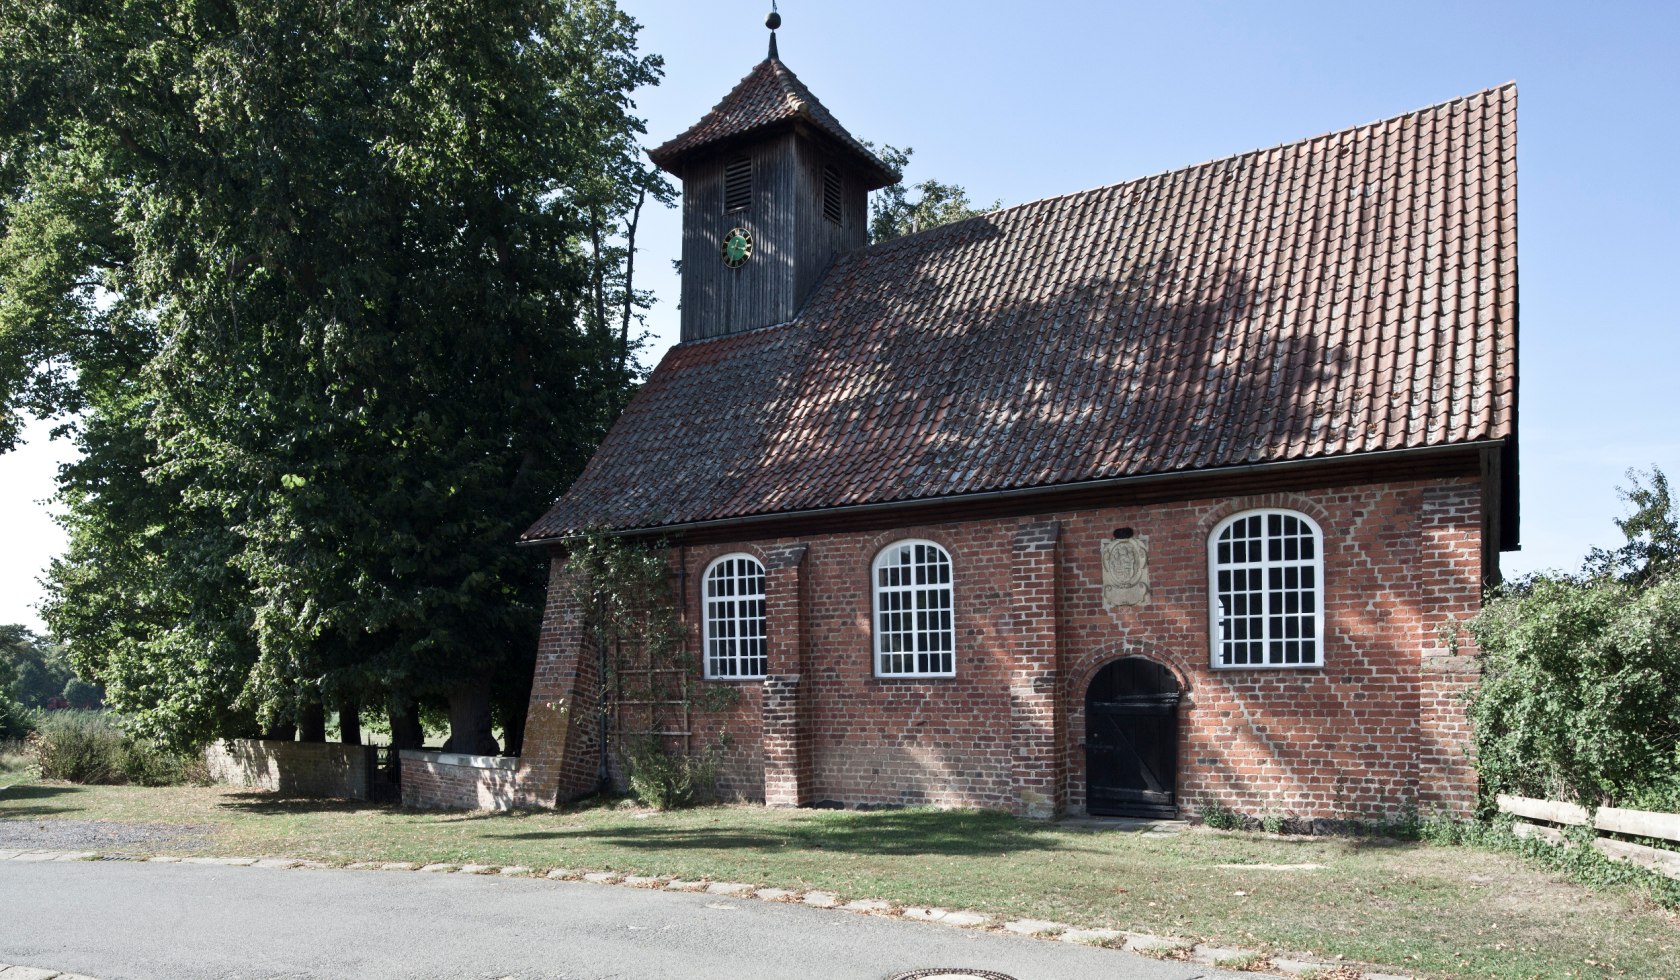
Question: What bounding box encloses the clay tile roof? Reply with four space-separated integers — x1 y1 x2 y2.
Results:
526 84 1519 542
648 56 897 189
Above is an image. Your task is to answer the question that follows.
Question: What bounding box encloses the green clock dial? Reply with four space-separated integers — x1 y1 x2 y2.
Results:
721 227 753 268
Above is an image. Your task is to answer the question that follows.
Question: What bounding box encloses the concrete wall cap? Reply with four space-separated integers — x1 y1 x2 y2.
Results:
399 749 518 770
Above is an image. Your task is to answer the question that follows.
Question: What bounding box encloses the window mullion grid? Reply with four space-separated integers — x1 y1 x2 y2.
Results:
732 571 747 677
704 558 765 680
1232 553 1266 667
875 546 952 677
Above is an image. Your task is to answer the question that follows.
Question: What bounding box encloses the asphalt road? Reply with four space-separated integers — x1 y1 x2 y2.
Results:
0 859 1248 980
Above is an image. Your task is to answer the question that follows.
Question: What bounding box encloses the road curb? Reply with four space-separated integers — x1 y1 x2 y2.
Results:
2 848 1411 980
0 962 105 979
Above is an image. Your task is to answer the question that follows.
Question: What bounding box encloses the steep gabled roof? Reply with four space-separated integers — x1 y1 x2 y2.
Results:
647 55 897 189
527 84 1519 542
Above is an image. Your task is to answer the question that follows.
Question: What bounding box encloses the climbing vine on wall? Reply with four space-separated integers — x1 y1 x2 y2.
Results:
563 530 735 803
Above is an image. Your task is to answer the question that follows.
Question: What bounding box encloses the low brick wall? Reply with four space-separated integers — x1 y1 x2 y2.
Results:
205 739 375 800
400 750 520 811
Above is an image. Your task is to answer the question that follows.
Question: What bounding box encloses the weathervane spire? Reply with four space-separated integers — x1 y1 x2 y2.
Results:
766 3 781 60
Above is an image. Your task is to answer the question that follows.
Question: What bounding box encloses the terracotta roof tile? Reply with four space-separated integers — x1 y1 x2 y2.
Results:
526 84 1519 541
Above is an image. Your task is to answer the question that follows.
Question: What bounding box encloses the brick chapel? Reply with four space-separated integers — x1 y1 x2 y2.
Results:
507 18 1519 821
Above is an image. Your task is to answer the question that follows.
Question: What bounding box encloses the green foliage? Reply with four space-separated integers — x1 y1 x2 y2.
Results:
0 639 34 738
1584 467 1680 584
867 145 1001 244
1459 467 1680 811
564 531 737 796
1465 575 1680 811
0 623 93 708
0 678 31 741
0 738 30 774
565 528 736 714
61 677 103 709
622 736 718 810
564 530 687 669
31 710 208 786
1198 799 1244 830
1469 817 1680 908
0 2 670 749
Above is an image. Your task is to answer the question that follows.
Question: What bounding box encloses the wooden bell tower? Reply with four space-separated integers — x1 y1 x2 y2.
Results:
648 11 899 343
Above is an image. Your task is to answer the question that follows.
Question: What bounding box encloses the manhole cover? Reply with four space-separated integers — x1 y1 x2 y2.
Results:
887 972 1019 980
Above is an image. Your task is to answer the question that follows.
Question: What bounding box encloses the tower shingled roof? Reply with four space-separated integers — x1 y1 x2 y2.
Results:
528 84 1520 542
648 55 898 189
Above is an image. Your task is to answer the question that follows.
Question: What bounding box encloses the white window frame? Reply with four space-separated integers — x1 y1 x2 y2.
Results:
871 539 957 679
1207 509 1326 670
701 553 767 681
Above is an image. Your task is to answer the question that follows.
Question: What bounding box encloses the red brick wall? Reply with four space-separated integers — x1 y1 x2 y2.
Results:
401 750 520 810
511 558 602 807
1058 482 1484 819
521 476 1487 820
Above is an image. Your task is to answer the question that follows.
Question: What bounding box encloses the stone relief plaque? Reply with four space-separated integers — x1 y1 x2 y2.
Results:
1101 537 1150 608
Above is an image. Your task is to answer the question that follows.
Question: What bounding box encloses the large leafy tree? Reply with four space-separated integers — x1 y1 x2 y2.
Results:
0 623 96 708
0 1 668 752
867 145 1000 244
1584 467 1680 584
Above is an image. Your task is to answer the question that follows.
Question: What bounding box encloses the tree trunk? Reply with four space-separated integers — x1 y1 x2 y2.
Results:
443 683 500 756
617 186 646 377
338 696 361 745
498 693 528 758
387 698 424 751
298 697 326 742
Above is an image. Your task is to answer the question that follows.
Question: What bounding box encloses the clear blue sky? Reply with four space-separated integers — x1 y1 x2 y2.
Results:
1 0 1676 630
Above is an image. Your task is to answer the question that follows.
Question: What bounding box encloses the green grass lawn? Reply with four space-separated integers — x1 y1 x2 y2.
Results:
3 775 1676 980
0 741 33 788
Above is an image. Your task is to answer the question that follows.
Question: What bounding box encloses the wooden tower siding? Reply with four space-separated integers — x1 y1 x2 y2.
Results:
680 130 869 342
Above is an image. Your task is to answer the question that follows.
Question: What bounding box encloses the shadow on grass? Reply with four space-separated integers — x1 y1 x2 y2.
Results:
0 782 84 818
485 808 1081 858
213 791 403 817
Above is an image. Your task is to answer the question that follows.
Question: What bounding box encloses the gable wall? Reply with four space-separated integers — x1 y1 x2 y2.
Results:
517 474 1485 820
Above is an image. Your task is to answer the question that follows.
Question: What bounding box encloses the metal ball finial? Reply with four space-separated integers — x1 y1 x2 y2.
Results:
766 9 781 30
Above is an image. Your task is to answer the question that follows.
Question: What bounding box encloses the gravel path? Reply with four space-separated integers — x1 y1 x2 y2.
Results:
0 818 211 852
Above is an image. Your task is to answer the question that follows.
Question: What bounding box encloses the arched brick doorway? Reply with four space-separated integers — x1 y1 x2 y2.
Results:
1083 657 1181 818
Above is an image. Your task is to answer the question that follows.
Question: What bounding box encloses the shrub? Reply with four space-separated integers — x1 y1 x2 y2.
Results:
1199 799 1244 830
30 710 206 786
1464 575 1680 811
622 737 717 810
32 710 127 782
0 695 33 741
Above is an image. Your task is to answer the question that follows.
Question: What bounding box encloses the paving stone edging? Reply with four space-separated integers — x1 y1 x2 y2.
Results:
0 962 103 979
1 849 1413 980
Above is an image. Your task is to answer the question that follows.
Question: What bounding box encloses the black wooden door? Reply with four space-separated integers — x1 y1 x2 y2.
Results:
1084 658 1180 818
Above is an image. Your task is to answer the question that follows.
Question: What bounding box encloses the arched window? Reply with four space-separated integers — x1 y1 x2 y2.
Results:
872 540 955 677
1208 510 1325 668
702 554 767 679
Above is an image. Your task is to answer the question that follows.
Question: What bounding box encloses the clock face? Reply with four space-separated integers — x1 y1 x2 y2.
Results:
721 227 753 268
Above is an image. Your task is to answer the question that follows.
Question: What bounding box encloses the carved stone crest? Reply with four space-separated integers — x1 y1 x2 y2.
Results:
1101 537 1150 608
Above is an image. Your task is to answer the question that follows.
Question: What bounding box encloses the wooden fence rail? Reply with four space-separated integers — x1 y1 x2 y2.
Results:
1497 793 1680 881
